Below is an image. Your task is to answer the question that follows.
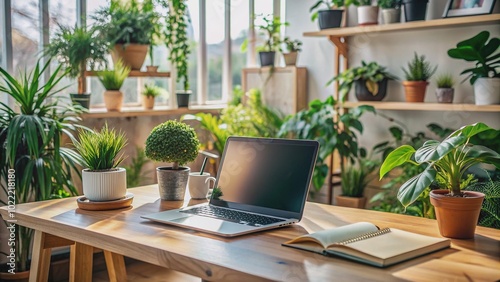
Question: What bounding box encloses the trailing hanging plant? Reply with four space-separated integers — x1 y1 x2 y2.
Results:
161 0 190 91
0 60 84 272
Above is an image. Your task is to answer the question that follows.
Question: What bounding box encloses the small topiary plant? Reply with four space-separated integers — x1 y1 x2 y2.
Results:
145 120 200 170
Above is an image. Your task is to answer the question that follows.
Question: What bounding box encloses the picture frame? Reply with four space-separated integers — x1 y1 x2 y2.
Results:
443 0 497 18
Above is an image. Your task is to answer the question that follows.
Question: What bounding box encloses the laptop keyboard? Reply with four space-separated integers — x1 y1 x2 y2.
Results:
181 206 286 227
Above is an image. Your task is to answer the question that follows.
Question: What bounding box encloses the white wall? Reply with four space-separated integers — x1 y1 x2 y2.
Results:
286 0 500 151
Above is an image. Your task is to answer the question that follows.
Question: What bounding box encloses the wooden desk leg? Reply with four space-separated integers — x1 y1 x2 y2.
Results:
29 230 51 282
69 242 93 282
103 251 127 282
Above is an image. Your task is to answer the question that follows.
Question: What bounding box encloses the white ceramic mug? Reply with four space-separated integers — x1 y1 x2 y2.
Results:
188 173 215 199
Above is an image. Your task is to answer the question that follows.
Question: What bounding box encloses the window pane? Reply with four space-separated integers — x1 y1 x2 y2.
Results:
206 0 225 101
230 0 248 89
49 0 78 97
11 1 39 72
186 0 199 104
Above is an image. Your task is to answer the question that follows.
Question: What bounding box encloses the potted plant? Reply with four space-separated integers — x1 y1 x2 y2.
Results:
163 0 192 107
378 0 401 24
337 158 378 208
73 124 128 202
355 0 379 26
380 122 500 238
330 61 398 101
96 59 131 111
401 52 437 102
145 120 201 201
93 0 158 70
282 37 303 66
448 31 500 105
310 0 352 30
142 83 163 110
255 15 288 67
402 0 428 22
0 60 82 275
44 24 108 109
435 73 455 103
279 96 375 193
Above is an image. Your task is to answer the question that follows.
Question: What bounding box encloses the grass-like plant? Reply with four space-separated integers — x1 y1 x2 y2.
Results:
402 52 437 81
142 83 163 97
73 124 127 171
0 60 83 271
341 159 377 197
435 73 455 88
145 120 200 170
97 60 131 91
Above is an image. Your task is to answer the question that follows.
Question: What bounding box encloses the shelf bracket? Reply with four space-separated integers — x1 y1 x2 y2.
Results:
329 36 348 59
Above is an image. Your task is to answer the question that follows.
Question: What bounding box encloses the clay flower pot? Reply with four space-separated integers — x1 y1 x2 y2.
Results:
103 90 124 111
335 195 366 209
430 190 484 239
402 81 428 102
111 44 149 70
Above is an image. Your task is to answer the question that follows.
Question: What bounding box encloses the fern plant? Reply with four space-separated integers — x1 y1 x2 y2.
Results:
402 52 437 81
125 147 150 187
142 83 163 97
467 179 500 229
73 124 127 171
97 60 131 91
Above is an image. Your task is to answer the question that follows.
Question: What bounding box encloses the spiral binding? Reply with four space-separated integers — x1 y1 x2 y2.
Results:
336 228 392 245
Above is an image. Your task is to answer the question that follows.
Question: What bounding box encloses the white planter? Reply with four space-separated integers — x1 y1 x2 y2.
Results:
357 6 379 26
82 168 127 201
381 8 400 24
473 77 500 105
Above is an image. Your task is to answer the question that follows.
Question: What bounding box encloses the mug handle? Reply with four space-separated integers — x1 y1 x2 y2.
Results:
205 177 216 188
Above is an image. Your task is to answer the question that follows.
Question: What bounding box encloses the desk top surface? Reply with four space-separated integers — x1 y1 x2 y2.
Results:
2 185 499 281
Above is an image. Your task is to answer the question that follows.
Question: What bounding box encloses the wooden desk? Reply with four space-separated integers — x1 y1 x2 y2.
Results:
1 185 499 281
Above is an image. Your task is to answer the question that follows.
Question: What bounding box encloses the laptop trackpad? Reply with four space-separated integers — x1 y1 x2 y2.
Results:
171 215 256 235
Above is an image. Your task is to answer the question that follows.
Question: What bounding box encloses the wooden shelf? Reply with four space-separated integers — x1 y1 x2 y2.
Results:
342 101 500 112
81 105 224 119
303 14 500 38
85 70 171 77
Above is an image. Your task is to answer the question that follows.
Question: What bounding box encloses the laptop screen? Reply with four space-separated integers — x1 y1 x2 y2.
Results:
210 137 319 218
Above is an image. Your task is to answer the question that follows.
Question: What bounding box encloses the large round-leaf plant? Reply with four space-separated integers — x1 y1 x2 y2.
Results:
380 123 500 207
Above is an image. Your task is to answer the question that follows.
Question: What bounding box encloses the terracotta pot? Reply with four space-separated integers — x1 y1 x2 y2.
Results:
103 90 124 111
82 168 127 201
0 270 30 281
335 196 366 209
143 95 155 110
402 81 428 102
146 65 159 72
112 44 149 70
430 190 484 239
283 52 298 66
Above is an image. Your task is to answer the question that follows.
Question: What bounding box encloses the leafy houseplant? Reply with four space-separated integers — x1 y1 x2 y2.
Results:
447 31 500 105
93 0 158 70
380 122 500 238
145 120 201 200
74 124 128 201
97 60 131 111
255 15 289 67
282 37 303 66
378 0 401 24
0 60 83 272
310 0 353 29
279 96 375 193
401 52 437 102
44 24 108 108
434 73 455 103
337 158 378 208
142 83 164 110
330 61 398 101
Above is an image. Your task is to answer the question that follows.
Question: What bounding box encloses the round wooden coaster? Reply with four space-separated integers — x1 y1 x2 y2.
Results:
77 193 134 211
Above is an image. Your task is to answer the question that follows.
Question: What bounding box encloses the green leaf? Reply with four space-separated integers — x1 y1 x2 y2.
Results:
451 122 492 139
397 166 437 207
414 136 465 163
380 145 415 179
447 46 481 61
457 30 489 50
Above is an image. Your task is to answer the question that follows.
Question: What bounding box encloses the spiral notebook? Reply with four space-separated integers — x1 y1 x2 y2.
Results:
282 222 450 267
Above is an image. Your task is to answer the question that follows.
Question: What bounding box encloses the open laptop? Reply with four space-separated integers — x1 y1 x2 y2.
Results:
142 136 319 237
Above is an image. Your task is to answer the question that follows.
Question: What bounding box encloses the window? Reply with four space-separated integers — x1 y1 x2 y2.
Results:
230 0 249 89
11 1 39 73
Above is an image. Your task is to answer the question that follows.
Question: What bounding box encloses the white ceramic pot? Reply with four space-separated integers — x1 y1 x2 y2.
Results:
82 168 127 201
473 77 500 105
381 8 400 24
357 6 379 26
